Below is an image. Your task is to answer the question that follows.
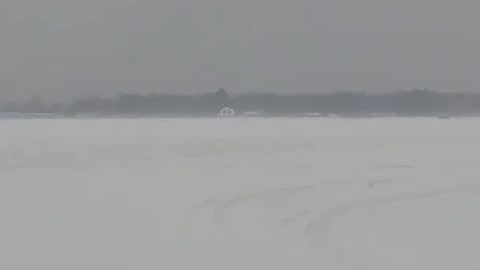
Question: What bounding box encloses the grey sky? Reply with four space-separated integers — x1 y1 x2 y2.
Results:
1 0 480 100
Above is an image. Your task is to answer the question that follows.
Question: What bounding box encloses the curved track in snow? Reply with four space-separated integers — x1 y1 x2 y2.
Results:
186 181 480 269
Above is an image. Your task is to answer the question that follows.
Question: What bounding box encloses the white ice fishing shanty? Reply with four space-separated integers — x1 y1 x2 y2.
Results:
217 107 235 118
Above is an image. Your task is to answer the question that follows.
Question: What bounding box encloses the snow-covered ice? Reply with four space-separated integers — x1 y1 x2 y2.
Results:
2 118 480 269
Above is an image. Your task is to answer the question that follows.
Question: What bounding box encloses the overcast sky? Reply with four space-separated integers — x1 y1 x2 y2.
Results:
1 0 480 100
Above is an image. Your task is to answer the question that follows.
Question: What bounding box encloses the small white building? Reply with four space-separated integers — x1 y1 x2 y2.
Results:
217 107 235 118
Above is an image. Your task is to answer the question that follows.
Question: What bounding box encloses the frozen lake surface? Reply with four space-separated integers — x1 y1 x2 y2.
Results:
2 118 480 269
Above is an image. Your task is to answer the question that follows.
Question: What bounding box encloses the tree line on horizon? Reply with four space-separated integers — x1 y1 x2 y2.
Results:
2 89 480 116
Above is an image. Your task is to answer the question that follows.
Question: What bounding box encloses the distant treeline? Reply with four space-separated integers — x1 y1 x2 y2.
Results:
3 89 480 116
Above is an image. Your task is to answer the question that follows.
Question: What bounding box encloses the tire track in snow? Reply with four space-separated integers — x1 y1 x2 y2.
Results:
185 178 468 269
304 183 480 268
185 181 364 231
212 185 316 228
184 185 317 231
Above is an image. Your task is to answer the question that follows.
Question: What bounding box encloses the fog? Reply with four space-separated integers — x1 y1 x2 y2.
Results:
2 2 480 268
2 0 480 101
